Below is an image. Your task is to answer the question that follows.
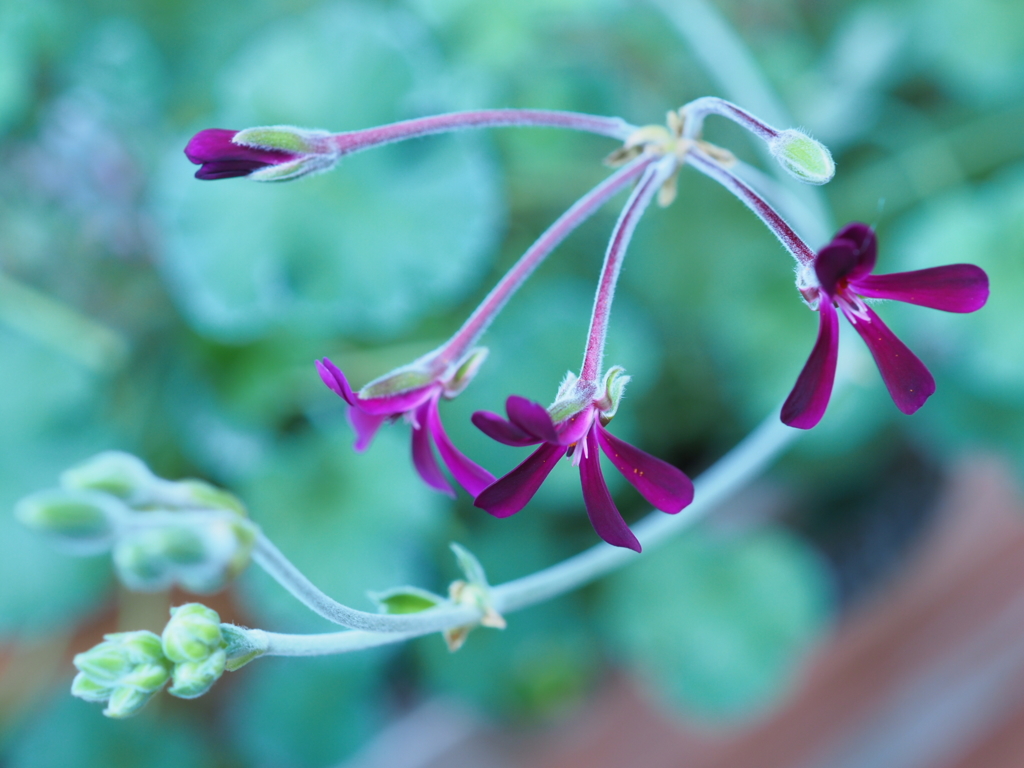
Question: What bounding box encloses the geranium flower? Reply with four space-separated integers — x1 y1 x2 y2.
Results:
472 370 693 552
316 356 494 498
783 223 989 429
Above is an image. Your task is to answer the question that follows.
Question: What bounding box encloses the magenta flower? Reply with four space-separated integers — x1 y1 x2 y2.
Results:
185 129 300 180
783 223 989 429
472 381 693 552
316 357 494 498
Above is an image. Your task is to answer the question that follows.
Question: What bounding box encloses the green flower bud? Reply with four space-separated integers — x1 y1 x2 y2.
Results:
162 603 224 664
768 129 835 185
14 489 125 554
171 480 247 516
59 451 156 503
71 631 172 718
168 649 226 699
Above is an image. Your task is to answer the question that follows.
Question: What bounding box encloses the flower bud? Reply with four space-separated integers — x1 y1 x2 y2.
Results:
71 631 172 718
221 624 268 671
168 650 227 699
233 126 338 182
60 451 157 503
162 603 224 663
768 129 835 185
14 489 126 554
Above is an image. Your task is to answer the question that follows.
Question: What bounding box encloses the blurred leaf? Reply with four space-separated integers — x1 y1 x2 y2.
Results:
5 693 215 768
225 654 386 768
154 1 502 342
0 328 114 637
602 526 833 719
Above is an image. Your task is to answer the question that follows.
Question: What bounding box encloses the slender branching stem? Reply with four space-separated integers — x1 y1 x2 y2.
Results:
681 96 780 142
686 148 816 265
331 109 637 157
251 403 801 657
435 154 656 367
579 155 678 384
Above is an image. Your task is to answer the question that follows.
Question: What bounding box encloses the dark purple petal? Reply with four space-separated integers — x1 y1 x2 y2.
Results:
355 385 437 416
506 396 559 443
473 442 566 518
852 264 989 313
814 241 862 298
471 411 539 447
595 424 693 514
426 400 495 496
781 301 840 429
833 223 877 280
847 306 935 414
348 407 387 452
185 129 298 180
554 409 595 447
316 359 357 405
579 428 641 552
411 402 454 497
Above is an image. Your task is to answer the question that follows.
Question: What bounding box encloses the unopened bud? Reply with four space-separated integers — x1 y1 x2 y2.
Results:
60 451 156 503
71 631 172 718
769 129 835 185
232 126 339 182
162 603 223 663
169 650 227 699
15 489 126 554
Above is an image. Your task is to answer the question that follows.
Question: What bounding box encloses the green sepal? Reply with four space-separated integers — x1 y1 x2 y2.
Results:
442 347 488 399
221 624 268 671
370 586 445 614
104 686 158 719
233 125 331 155
360 365 437 400
597 366 631 425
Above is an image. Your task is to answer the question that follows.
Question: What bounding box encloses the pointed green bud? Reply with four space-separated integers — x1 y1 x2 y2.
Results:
104 686 159 719
370 586 446 614
596 366 631 424
15 489 126 554
768 129 835 185
72 631 172 718
162 603 224 664
60 451 156 503
442 347 488 398
451 542 489 588
168 649 227 699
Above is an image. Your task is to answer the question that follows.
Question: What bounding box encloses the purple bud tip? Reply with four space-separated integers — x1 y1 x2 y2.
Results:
184 128 299 180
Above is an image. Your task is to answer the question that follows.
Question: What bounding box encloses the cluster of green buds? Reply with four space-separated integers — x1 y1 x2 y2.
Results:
72 603 262 717
15 451 258 593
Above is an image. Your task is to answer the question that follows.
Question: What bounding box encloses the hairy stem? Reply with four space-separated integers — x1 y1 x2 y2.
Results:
680 96 780 142
436 154 656 366
332 109 636 156
579 155 677 384
687 148 816 264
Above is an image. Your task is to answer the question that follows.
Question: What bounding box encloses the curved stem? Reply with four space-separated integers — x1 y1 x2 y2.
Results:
686 148 816 265
332 110 636 157
680 96 780 142
579 155 677 384
251 534 478 633
435 154 656 366
253 402 802 657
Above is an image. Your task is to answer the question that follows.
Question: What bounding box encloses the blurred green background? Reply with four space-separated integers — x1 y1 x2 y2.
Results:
1 0 1021 764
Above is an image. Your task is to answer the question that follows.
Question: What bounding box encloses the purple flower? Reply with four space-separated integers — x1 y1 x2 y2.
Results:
185 129 300 180
783 223 989 429
316 358 495 498
472 390 693 552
